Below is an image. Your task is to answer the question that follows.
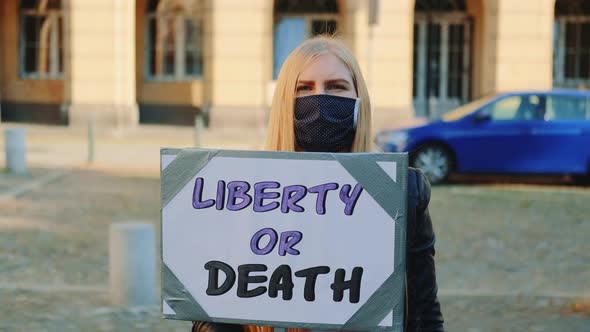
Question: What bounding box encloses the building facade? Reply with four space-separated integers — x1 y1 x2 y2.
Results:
0 0 588 131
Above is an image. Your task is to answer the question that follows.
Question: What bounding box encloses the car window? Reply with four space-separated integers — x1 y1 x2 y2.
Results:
545 95 589 121
442 94 496 121
486 95 542 121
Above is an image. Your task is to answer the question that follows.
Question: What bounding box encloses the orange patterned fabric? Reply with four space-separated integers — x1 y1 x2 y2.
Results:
243 327 310 332
244 326 270 332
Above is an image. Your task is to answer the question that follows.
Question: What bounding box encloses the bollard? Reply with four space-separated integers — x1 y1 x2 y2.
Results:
5 128 27 175
88 119 95 163
109 222 157 306
428 95 437 120
194 114 204 148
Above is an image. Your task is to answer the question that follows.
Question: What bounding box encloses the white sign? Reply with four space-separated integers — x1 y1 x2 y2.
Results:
161 149 407 331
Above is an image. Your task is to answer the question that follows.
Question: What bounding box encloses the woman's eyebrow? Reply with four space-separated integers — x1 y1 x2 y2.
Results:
297 80 315 85
325 79 352 85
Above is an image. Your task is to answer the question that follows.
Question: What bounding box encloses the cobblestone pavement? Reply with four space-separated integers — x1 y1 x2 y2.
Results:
0 169 588 331
0 124 588 331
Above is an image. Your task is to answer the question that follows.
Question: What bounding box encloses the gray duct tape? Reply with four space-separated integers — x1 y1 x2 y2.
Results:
333 153 407 221
334 153 408 330
162 263 211 321
343 272 402 330
161 149 218 208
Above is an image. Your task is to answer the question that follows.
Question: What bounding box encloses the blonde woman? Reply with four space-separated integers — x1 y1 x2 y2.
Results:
193 36 444 332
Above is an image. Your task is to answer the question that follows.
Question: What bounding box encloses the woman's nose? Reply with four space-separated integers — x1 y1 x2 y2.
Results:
315 85 325 95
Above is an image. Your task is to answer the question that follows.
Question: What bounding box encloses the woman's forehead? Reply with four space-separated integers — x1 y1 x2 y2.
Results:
298 53 353 82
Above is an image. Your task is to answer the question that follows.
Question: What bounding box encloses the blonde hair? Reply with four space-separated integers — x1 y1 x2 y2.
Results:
264 36 372 152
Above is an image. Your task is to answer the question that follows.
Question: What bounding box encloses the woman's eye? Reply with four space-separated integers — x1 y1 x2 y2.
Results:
327 84 347 91
296 85 312 92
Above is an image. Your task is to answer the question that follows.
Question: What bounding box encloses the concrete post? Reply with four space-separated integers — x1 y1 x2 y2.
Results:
5 128 27 175
194 114 204 148
109 222 157 306
88 119 95 163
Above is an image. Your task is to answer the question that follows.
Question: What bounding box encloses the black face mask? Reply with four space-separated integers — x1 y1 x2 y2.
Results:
294 94 360 152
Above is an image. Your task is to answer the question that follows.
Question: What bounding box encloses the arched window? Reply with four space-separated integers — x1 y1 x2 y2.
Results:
146 0 203 80
414 0 466 12
413 0 471 118
273 0 340 79
19 0 63 79
554 0 590 86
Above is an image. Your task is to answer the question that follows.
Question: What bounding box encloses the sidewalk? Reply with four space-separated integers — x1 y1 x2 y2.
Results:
1 164 588 331
0 123 267 175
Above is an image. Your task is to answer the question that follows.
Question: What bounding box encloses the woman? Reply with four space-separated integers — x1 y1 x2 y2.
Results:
194 36 444 332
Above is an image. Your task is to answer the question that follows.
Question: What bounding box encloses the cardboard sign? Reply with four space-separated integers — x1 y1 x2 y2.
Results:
161 149 408 331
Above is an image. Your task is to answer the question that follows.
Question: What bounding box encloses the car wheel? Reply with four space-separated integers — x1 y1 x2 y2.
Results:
574 163 590 186
573 175 590 186
411 145 453 185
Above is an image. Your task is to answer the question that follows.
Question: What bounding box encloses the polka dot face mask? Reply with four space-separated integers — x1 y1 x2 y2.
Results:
294 94 360 152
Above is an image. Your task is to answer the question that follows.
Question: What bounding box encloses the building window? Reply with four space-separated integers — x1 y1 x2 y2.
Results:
146 0 203 80
447 24 465 99
554 0 590 86
19 0 63 79
564 22 590 80
273 0 340 79
413 0 472 118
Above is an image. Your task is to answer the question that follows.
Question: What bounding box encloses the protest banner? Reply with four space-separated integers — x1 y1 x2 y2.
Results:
161 148 408 331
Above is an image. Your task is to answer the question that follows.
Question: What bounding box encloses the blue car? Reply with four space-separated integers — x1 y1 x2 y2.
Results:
375 89 590 184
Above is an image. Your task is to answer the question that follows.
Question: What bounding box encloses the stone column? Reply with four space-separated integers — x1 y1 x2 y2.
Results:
65 0 138 129
490 0 554 91
207 0 272 131
349 0 417 132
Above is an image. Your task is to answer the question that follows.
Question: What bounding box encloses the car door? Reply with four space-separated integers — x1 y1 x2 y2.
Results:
450 94 541 173
526 94 590 174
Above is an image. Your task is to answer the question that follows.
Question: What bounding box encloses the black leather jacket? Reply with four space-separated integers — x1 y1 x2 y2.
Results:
405 167 445 331
192 168 444 332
